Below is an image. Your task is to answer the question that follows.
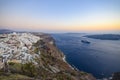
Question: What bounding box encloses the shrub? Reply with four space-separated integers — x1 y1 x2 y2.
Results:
21 62 37 77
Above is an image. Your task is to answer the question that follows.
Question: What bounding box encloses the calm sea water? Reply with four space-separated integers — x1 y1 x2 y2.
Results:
51 33 120 79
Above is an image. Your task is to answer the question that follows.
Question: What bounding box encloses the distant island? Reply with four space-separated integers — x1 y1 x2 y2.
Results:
85 34 120 40
0 29 14 34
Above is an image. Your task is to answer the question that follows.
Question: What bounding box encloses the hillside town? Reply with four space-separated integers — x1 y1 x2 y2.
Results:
0 32 41 69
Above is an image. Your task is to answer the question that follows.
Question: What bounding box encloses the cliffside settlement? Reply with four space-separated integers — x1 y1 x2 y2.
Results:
0 32 96 80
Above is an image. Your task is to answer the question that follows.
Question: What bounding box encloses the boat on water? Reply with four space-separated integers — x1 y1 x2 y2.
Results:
81 40 90 44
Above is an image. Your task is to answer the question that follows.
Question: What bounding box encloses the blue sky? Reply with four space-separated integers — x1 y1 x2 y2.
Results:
0 0 120 33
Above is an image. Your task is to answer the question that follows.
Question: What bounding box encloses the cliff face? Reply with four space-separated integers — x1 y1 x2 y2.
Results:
30 33 96 80
0 32 96 80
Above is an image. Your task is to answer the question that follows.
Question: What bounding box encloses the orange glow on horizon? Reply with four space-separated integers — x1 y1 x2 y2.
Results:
0 23 120 32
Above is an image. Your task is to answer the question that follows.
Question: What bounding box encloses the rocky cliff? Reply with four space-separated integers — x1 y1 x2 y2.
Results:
0 32 96 80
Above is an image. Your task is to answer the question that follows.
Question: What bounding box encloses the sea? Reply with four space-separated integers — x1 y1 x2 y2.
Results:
51 33 120 79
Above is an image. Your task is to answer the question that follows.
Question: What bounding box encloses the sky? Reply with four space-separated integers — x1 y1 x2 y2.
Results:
0 0 120 33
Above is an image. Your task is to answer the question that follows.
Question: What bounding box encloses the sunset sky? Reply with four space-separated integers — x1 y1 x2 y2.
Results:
0 0 120 33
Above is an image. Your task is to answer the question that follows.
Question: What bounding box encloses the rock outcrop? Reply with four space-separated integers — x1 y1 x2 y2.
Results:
112 72 120 80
